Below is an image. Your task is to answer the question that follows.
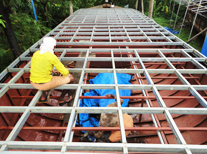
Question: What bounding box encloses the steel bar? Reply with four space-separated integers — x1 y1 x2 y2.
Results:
79 96 205 99
3 84 207 91
1 106 206 115
1 126 207 131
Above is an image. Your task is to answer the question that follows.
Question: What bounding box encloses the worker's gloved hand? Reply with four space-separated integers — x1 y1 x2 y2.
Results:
68 74 74 83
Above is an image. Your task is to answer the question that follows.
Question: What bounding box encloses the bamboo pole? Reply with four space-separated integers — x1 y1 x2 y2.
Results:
141 0 144 13
69 1 73 15
186 27 207 43
148 0 154 18
135 0 139 10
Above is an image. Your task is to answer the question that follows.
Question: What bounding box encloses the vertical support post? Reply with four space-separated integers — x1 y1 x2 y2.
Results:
173 0 181 30
169 0 172 11
179 1 190 37
135 0 139 10
170 0 175 27
141 0 144 13
188 0 202 40
148 0 154 18
69 1 73 15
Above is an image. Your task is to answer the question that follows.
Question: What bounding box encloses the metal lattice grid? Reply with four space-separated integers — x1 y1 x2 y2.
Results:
189 0 207 17
0 8 207 154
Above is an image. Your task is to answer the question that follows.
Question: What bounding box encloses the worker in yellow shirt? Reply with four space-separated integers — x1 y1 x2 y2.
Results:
30 37 74 105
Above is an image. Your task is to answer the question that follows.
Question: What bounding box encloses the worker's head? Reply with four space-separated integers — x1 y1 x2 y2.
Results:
40 37 57 54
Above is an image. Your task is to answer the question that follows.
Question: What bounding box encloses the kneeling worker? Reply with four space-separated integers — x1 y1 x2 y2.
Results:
30 37 74 105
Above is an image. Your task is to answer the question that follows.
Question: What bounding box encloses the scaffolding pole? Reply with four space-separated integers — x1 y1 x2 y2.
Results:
179 0 191 37
188 0 203 40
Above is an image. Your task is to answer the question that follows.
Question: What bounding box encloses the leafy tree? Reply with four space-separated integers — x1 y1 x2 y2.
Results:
153 0 170 17
81 0 98 8
0 0 22 58
0 0 50 72
10 13 50 50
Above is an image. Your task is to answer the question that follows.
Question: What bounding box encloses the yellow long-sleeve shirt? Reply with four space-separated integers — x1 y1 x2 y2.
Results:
30 50 69 83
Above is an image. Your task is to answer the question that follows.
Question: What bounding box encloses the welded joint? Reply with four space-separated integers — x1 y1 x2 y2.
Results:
29 90 42 107
144 70 154 85
175 70 190 85
192 49 206 58
70 27 80 43
24 61 31 68
164 59 176 69
191 59 206 69
180 49 192 58
189 87 207 108
61 143 67 153
157 49 166 58
8 69 25 84
184 147 192 154
59 49 67 59
152 86 167 108
0 144 8 153
55 27 66 39
153 25 173 43
123 145 128 154
133 49 140 59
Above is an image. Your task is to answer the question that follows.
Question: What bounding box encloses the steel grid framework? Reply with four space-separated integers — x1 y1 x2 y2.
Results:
189 0 207 16
0 8 207 154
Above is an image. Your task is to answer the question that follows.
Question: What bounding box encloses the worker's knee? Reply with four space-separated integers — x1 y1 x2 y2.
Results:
31 82 50 91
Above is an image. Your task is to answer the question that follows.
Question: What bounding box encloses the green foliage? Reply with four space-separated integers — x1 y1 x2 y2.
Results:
0 13 50 72
153 16 203 52
10 13 51 51
112 0 137 8
0 15 6 27
0 25 14 72
31 0 102 28
152 0 186 20
3 0 32 13
174 26 203 52
152 0 171 18
0 48 14 72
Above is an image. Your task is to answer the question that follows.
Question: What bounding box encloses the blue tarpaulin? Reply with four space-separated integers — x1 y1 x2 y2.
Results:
201 35 207 57
164 27 179 34
76 73 131 129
